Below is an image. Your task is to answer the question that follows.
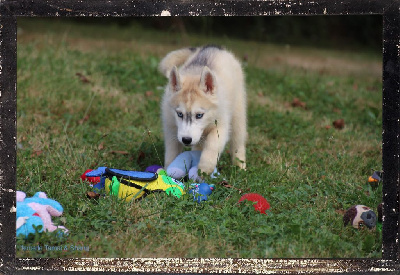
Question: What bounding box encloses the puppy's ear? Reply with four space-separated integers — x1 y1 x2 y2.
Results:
200 66 216 94
169 66 181 92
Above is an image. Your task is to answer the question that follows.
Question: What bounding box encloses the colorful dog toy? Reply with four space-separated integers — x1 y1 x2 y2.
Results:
368 171 382 185
83 167 107 191
85 167 185 202
16 191 68 238
343 205 377 229
238 193 270 215
81 169 101 184
189 183 215 203
145 165 164 173
166 151 219 181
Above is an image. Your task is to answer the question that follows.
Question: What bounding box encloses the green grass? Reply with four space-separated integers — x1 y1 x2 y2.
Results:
16 18 382 258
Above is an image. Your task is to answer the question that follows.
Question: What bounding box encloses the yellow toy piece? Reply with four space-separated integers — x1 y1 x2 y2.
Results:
104 168 185 202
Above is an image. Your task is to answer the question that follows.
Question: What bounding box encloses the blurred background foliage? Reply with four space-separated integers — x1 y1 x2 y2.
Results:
71 15 382 52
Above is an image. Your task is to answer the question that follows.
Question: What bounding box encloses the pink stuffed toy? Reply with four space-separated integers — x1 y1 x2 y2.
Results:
16 191 68 238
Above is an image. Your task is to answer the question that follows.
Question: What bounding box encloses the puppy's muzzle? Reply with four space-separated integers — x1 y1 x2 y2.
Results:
182 137 192 145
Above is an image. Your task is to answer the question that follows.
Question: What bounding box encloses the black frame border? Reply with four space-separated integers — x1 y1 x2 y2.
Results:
1 0 400 273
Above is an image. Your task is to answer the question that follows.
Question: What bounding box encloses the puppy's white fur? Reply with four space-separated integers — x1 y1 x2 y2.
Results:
159 46 247 175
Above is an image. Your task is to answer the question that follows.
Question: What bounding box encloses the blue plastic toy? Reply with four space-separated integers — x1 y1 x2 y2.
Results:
189 183 215 203
85 167 107 191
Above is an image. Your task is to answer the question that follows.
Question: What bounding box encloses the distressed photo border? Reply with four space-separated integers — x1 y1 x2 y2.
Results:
1 0 399 273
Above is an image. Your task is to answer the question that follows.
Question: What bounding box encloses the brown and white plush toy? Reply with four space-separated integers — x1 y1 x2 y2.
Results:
343 205 377 229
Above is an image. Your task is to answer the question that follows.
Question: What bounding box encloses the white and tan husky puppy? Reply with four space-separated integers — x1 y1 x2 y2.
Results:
159 45 247 176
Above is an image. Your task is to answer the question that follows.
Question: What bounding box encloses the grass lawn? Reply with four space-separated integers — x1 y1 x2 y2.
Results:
16 18 382 258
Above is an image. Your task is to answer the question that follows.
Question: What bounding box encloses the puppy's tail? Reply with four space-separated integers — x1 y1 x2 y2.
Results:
158 47 196 77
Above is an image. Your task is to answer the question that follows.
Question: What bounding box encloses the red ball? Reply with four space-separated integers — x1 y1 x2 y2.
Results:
238 193 270 215
81 169 100 184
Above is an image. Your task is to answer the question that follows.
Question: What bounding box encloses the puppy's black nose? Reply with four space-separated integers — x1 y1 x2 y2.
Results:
182 137 192 145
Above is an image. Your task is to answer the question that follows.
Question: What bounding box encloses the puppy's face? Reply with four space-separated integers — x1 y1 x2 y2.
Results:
168 67 217 147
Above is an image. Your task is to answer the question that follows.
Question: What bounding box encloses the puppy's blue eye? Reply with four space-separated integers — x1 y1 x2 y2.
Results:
196 113 204 119
177 112 183 118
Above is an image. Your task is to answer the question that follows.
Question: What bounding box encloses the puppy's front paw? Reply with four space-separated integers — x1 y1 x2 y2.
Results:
237 160 246 170
197 162 217 176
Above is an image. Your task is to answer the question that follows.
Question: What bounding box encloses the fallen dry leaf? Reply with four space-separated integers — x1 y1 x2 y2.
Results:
86 191 100 200
110 150 129 155
291 98 306 109
78 114 90 125
98 142 105 150
31 150 43 157
335 209 346 215
333 119 345 129
218 180 244 193
76 72 91 83
137 151 145 162
326 81 335 87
